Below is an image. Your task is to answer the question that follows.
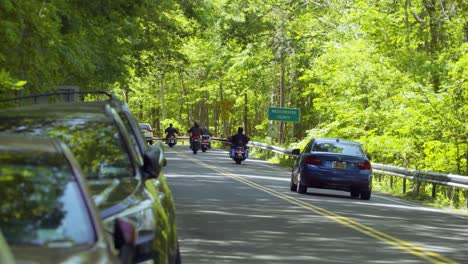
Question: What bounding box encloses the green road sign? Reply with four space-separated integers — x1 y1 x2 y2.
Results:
268 107 300 122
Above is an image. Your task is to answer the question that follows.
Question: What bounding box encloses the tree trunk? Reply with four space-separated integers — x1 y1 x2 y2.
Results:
243 92 248 133
178 69 189 128
160 74 166 120
279 59 285 144
220 83 228 138
424 0 441 92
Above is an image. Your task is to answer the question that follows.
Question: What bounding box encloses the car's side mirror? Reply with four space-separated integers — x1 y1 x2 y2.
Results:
142 143 166 179
366 154 372 161
113 218 136 263
291 149 300 156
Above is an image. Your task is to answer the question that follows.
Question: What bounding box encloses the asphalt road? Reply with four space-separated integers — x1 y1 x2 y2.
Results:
163 144 468 264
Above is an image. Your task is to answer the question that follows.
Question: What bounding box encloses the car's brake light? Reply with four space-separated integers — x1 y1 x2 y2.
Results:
147 129 153 132
358 161 372 170
304 156 321 165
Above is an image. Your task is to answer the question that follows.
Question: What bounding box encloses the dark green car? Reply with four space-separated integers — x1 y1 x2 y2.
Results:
0 100 180 264
0 134 137 263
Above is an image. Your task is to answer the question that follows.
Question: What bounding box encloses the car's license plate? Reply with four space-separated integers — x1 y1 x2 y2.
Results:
333 161 346 169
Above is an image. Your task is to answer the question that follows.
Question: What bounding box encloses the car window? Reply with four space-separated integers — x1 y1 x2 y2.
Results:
303 141 313 153
120 112 145 159
139 123 151 130
0 151 95 247
0 117 135 179
312 141 365 157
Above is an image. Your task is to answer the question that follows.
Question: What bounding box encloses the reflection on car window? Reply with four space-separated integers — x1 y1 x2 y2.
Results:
0 153 95 247
0 117 134 179
312 142 364 157
120 113 142 155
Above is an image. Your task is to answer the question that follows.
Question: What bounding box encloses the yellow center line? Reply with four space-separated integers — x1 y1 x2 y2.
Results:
173 150 458 264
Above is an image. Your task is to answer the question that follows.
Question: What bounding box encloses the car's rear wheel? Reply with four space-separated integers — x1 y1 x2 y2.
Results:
350 190 360 198
360 190 371 200
296 174 307 194
290 173 297 192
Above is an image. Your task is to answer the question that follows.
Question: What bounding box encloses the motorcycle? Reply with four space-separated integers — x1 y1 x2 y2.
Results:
166 135 177 147
190 135 200 154
201 135 210 152
231 146 247 164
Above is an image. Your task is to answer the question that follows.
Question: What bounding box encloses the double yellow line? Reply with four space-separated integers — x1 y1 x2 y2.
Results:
174 150 458 264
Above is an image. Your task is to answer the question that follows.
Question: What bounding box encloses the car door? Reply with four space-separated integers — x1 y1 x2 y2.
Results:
116 107 179 263
102 107 161 262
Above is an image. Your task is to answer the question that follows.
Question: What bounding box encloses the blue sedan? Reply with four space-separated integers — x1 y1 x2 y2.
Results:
290 138 373 200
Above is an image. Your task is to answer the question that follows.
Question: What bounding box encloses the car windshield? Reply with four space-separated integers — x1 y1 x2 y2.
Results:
312 141 365 157
0 117 134 179
0 151 95 247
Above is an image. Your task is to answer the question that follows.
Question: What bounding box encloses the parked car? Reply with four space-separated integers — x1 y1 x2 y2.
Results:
139 123 155 145
88 95 179 264
0 134 136 263
106 98 180 262
290 138 373 200
0 99 180 264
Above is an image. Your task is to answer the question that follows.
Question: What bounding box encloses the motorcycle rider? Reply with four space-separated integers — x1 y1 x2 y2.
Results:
202 127 212 149
187 121 202 148
228 127 250 158
165 123 178 141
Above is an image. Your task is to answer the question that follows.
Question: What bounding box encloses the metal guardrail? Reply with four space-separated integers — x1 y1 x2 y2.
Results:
155 137 468 191
227 140 468 191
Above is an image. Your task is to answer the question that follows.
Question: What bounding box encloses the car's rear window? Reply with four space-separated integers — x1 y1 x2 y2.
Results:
0 151 95 247
312 141 365 157
139 123 151 130
0 117 134 179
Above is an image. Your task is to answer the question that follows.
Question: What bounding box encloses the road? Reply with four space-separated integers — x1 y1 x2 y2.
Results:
163 145 468 263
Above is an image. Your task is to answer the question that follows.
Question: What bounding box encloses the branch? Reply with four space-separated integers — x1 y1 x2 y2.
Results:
411 10 425 24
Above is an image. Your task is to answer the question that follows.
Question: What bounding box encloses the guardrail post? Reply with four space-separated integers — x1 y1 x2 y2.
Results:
390 176 393 189
466 191 468 208
432 184 437 198
402 178 406 193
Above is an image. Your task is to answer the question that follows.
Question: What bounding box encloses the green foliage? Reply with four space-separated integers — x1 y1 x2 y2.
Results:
1 0 467 207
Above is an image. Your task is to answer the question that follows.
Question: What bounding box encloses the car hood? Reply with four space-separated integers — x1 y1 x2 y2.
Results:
11 243 116 264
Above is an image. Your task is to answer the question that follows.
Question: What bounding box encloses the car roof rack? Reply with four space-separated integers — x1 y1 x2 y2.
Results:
0 90 120 107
